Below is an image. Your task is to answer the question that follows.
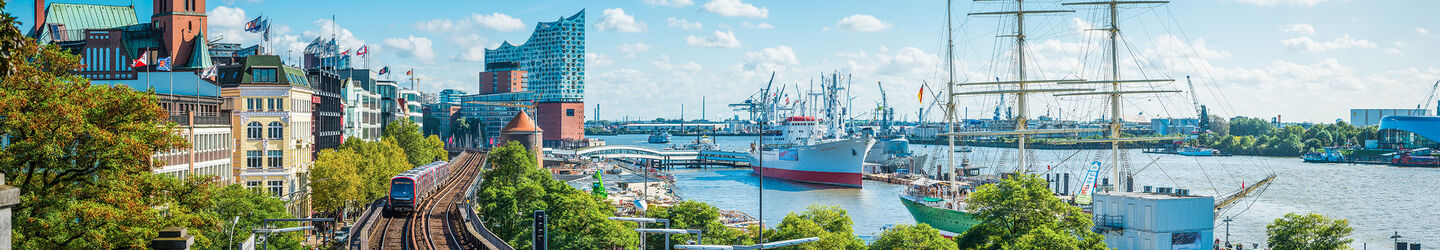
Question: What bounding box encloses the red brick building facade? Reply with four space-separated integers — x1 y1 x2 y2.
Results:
151 0 207 67
537 102 584 146
478 70 526 94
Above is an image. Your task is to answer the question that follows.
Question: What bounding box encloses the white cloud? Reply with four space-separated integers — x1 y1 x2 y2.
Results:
587 53 614 68
473 13 526 32
384 35 436 63
1419 28 1431 36
1070 18 1095 32
457 46 486 62
210 6 248 28
1281 34 1377 52
702 0 769 18
1281 23 1316 35
685 30 741 48
653 55 704 77
1230 0 1348 6
667 17 703 30
1382 48 1403 55
596 8 648 33
644 0 695 7
617 43 653 58
742 21 774 30
735 45 798 74
836 14 891 32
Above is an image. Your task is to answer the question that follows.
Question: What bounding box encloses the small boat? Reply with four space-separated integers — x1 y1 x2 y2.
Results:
1177 146 1220 156
1302 147 1349 163
953 146 973 152
647 131 672 144
1391 152 1440 167
681 135 718 150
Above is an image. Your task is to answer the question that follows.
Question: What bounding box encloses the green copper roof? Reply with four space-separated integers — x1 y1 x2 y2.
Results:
216 55 310 89
36 3 140 44
182 32 213 70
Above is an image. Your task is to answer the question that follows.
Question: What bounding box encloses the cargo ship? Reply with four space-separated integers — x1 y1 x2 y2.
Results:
740 72 875 187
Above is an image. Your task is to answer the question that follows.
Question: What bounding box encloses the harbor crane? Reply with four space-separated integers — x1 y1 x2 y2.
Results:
1419 79 1440 112
875 82 894 133
1186 76 1210 132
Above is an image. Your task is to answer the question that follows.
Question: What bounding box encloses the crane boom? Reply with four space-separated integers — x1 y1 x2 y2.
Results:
1186 76 1201 116
1421 80 1440 111
464 100 536 109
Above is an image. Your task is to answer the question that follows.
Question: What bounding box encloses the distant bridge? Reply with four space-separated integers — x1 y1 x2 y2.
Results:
557 145 752 167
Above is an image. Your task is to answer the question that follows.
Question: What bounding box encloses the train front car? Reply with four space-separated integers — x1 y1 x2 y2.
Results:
387 176 419 215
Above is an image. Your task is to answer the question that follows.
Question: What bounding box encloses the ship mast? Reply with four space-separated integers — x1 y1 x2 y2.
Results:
945 0 955 182
943 0 1095 174
1056 0 1181 192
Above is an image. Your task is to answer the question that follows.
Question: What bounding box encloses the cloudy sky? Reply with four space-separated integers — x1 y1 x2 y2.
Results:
9 0 1440 123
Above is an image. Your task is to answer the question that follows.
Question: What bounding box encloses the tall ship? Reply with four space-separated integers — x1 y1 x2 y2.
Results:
741 73 876 187
899 0 1187 235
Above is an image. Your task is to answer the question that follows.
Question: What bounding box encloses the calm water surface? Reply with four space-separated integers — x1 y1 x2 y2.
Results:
591 134 1440 247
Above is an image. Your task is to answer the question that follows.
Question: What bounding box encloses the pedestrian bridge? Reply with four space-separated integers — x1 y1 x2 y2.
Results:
557 145 752 166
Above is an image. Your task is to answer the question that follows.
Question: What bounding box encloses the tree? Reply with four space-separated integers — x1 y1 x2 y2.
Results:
1267 213 1353 250
1208 115 1230 136
198 182 304 250
385 119 446 167
423 116 441 137
342 137 411 201
870 224 957 250
645 201 753 249
1230 116 1274 137
768 205 865 250
955 175 1106 250
477 142 635 249
310 148 365 218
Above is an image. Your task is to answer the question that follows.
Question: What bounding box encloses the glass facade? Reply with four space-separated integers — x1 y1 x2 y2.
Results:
484 10 585 103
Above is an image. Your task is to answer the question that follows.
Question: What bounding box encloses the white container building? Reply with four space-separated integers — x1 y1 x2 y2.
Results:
1091 190 1215 250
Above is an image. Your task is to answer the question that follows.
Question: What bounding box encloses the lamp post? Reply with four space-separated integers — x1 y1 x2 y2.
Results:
608 217 670 249
227 216 242 250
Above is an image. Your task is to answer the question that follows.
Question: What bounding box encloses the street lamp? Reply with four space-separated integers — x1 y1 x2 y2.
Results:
608 217 669 249
635 228 704 248
673 237 821 250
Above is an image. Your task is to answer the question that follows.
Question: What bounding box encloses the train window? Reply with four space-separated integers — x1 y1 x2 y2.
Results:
391 180 414 200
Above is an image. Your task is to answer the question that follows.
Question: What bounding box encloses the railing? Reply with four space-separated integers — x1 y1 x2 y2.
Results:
459 153 514 250
347 198 386 250
1094 215 1125 233
167 115 231 126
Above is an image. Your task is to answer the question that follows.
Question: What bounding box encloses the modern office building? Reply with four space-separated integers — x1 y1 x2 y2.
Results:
306 69 345 155
423 103 460 140
377 80 400 128
216 55 315 218
439 89 467 104
460 91 537 147
1350 108 1430 127
339 69 383 141
400 88 425 128
485 10 587 148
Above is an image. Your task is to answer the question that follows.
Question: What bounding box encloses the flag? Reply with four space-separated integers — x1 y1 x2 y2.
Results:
156 57 172 71
200 65 218 78
262 20 271 41
918 85 925 103
244 16 265 32
406 69 413 76
356 45 368 55
340 49 350 55
378 66 390 75
130 51 149 68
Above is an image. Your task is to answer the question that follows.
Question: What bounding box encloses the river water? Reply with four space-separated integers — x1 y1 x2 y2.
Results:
590 134 1439 247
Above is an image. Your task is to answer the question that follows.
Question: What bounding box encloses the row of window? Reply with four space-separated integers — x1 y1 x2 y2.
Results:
246 180 288 198
245 150 285 169
246 121 286 139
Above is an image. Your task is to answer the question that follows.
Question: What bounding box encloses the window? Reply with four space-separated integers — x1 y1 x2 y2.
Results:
268 150 282 168
567 109 575 117
246 122 262 139
268 180 284 197
269 121 284 139
252 68 278 82
246 180 261 189
275 98 284 110
246 98 255 111
246 151 262 168
266 98 275 111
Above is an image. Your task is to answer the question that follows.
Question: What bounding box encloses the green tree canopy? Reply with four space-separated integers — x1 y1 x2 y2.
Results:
870 224 958 250
1267 212 1353 250
1230 117 1274 137
342 137 411 201
310 148 365 215
767 205 865 250
477 142 635 249
644 201 753 249
385 119 447 167
956 175 1106 250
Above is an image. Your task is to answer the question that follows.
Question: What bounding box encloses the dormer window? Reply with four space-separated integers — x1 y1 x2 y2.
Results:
252 68 278 82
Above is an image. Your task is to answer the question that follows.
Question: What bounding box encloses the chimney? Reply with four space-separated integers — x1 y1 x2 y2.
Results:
34 0 44 34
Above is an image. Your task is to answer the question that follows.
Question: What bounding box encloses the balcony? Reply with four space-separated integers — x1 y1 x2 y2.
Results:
1093 215 1125 234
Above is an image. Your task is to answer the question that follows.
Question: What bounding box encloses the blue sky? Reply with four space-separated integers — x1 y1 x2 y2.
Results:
9 0 1440 123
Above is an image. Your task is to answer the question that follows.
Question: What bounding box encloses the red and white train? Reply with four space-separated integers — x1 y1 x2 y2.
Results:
386 161 451 216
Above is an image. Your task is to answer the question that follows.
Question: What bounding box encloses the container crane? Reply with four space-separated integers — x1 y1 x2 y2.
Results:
1186 76 1210 133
